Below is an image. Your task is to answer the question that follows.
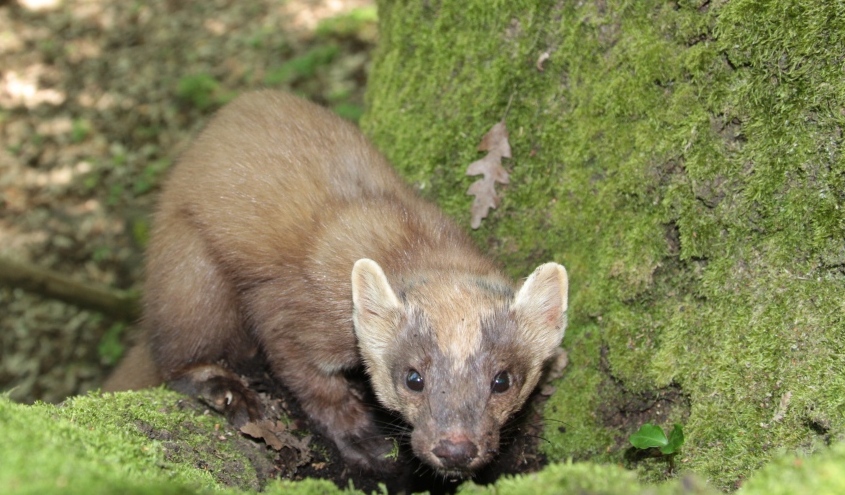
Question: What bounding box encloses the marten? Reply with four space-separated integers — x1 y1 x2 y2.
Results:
105 91 568 478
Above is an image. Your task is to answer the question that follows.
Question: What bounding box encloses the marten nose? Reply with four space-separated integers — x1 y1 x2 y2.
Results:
431 434 478 468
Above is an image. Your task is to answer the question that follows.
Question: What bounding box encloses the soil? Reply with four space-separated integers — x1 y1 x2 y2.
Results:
0 0 550 491
238 367 551 494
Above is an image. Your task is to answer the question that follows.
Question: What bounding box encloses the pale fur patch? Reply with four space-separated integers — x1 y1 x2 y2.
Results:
512 262 568 351
410 280 488 365
510 262 569 407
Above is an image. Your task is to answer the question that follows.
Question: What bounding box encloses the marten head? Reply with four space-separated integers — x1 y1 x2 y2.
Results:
351 259 568 477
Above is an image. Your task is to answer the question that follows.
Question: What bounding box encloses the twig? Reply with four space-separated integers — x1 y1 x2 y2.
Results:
0 256 140 321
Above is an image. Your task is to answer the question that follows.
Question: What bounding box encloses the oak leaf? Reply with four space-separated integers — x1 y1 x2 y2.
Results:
466 121 511 229
240 418 311 462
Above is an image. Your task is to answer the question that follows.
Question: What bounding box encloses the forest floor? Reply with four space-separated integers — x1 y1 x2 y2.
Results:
0 0 375 404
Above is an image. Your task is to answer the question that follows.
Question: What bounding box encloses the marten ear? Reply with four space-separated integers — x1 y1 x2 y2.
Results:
352 259 403 361
512 263 568 355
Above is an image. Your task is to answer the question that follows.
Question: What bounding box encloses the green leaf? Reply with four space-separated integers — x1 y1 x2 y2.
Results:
661 424 685 455
629 423 668 450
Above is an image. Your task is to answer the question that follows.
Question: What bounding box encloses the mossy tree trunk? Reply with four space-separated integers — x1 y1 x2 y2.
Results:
362 0 845 489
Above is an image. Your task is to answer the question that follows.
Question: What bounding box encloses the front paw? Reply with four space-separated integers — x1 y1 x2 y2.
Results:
169 364 264 427
334 432 400 473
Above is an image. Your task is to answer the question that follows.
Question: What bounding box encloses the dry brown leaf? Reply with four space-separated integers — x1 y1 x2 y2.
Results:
240 418 311 461
240 418 287 450
466 120 511 229
476 121 512 158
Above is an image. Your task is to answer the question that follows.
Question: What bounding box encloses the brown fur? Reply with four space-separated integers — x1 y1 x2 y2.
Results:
105 91 568 477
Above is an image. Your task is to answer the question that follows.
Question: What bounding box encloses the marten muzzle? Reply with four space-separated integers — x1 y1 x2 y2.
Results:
432 433 481 470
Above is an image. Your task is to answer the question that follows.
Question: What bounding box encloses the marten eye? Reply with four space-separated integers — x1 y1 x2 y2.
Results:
491 371 510 393
406 369 424 392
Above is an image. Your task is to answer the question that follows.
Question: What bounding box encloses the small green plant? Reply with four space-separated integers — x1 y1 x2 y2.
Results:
176 74 221 110
630 423 684 454
70 118 91 143
382 437 400 461
629 423 685 472
98 322 127 365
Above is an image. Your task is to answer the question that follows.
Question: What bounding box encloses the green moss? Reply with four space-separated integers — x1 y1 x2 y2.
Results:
3 389 845 494
738 442 845 495
366 0 845 490
0 390 264 494
458 460 718 495
456 446 845 495
541 324 615 462
265 478 365 495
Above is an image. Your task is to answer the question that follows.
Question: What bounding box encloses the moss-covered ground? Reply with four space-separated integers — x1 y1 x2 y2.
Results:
363 0 845 490
4 390 845 494
0 389 274 494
